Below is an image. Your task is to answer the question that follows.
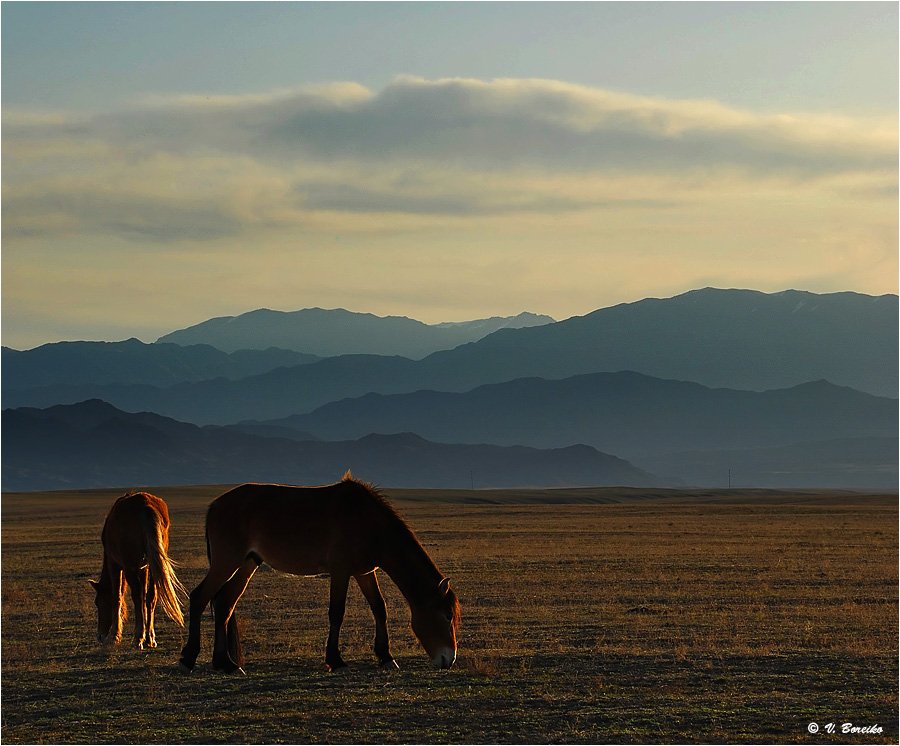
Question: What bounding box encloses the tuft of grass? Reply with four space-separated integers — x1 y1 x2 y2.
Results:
458 653 502 678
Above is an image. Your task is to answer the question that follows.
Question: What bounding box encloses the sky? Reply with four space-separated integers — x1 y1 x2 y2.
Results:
2 1 897 349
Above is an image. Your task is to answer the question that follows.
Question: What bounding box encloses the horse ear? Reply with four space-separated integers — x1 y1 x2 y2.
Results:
439 578 451 595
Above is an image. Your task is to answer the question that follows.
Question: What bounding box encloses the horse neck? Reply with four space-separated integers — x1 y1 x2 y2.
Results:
378 530 442 607
97 555 115 592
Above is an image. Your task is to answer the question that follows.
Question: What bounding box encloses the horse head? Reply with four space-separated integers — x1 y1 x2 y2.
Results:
410 577 460 669
89 577 123 645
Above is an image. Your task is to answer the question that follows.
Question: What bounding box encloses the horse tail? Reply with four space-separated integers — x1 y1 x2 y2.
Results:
141 506 187 627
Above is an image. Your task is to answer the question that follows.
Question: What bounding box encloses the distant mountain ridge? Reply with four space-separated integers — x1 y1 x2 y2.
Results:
5 288 896 422
639 436 898 489
2 339 318 393
156 308 554 358
6 287 894 491
2 400 658 491
258 371 897 460
434 288 898 397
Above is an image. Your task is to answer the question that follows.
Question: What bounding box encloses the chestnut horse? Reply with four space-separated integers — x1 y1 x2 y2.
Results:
179 474 460 674
91 492 186 649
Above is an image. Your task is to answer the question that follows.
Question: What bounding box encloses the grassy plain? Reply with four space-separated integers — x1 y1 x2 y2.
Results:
2 485 897 743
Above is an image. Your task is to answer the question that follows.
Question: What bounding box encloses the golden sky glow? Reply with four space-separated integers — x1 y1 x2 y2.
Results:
3 5 897 348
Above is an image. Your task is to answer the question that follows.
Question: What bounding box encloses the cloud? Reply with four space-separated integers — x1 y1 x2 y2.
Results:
29 76 893 171
3 77 896 241
4 189 243 241
296 181 678 216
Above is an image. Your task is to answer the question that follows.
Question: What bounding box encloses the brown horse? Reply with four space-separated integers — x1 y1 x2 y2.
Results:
179 474 460 674
91 492 186 649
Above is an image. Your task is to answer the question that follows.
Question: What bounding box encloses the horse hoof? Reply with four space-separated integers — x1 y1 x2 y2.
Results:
379 659 400 671
326 662 349 674
177 661 193 675
213 656 245 675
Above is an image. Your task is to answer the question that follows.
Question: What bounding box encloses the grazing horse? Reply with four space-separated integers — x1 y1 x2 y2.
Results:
91 492 186 649
179 473 460 674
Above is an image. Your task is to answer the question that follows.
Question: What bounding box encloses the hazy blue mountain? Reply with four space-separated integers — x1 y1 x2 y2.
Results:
156 308 554 357
639 436 898 489
264 372 897 463
423 288 898 397
2 354 422 422
1 338 318 394
431 313 553 335
2 400 659 492
7 288 895 422
224 422 321 442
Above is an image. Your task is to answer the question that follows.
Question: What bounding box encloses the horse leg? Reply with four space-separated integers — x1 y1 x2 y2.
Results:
211 558 257 674
179 562 242 672
145 571 158 648
125 568 147 649
325 572 351 672
355 571 398 669
103 561 125 645
225 611 242 666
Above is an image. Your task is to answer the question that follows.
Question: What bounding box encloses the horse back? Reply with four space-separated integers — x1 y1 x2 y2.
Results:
205 481 387 576
102 492 170 569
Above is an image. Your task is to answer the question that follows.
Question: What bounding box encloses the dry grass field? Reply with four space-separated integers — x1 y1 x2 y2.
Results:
2 484 897 743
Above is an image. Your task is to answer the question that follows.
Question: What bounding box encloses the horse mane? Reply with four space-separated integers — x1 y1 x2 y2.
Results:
341 470 413 535
340 471 461 630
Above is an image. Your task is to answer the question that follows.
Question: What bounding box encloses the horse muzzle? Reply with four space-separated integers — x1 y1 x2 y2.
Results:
432 649 457 669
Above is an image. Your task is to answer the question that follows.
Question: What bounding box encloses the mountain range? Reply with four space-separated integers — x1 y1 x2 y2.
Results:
253 372 897 460
157 308 554 358
639 436 898 489
4 287 896 491
2 339 318 393
427 287 897 397
6 289 895 424
1 400 657 492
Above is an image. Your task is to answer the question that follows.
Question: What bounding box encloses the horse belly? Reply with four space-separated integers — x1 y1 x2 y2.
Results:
262 548 326 576
248 529 375 577
247 526 330 576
